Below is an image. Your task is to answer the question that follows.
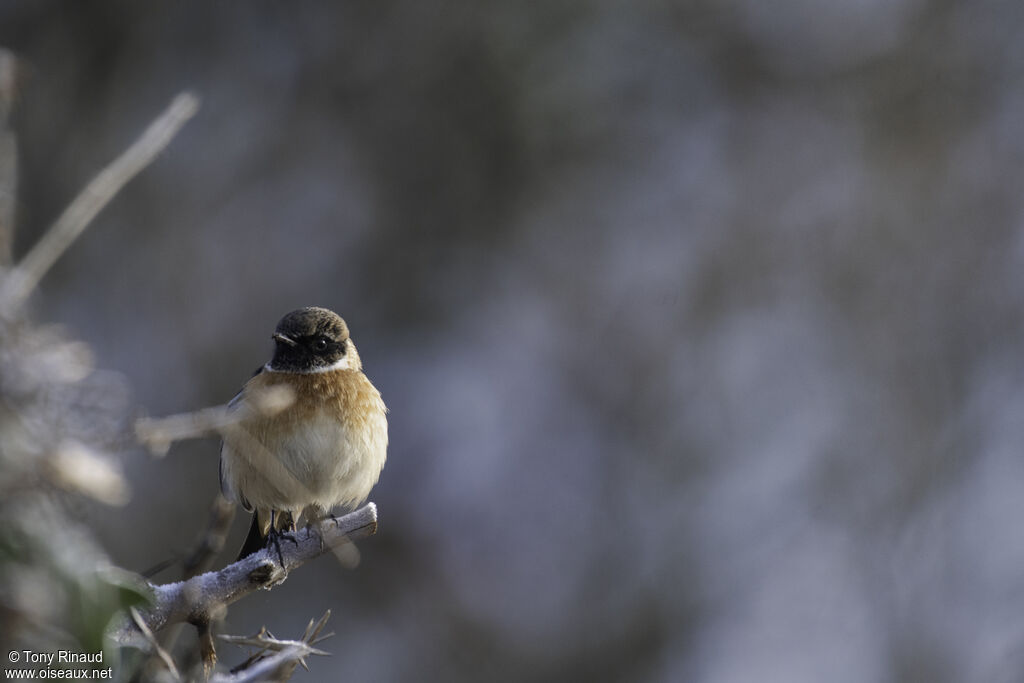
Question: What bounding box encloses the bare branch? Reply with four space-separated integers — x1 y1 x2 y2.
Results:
110 503 378 645
135 385 294 457
0 92 199 309
135 405 238 457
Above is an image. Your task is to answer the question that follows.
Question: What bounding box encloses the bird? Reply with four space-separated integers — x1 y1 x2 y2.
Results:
219 307 388 561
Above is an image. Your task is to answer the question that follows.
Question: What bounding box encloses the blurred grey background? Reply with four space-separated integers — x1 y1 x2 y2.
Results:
4 1 1024 681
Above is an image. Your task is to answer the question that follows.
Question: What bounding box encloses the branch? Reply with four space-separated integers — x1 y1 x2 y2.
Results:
219 610 332 680
198 620 218 680
110 503 378 645
0 91 199 309
211 645 322 683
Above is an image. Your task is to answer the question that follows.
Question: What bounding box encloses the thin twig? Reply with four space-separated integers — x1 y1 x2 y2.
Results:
198 620 218 681
302 609 333 647
0 91 199 308
0 48 20 266
296 610 333 672
219 634 328 658
135 405 238 457
183 494 237 579
135 384 294 457
129 606 182 681
149 494 235 669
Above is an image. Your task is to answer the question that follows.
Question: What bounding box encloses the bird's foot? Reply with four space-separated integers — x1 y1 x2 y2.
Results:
303 518 329 551
265 526 299 565
301 513 343 552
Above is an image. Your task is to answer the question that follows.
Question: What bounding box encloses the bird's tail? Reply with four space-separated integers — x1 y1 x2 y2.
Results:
236 512 265 561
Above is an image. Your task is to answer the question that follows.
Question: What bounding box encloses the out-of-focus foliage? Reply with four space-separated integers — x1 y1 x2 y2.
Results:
3 1 1024 681
0 311 148 660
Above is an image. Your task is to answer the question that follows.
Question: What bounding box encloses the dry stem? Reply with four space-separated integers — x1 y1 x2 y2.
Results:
0 92 199 308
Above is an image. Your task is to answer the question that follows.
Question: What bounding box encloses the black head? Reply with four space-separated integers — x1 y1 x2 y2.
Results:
268 307 351 373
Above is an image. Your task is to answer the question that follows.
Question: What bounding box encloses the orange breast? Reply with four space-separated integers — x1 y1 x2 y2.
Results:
244 367 385 432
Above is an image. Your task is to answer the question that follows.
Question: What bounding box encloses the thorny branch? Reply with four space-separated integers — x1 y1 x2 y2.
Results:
218 610 333 681
212 646 319 683
109 503 378 645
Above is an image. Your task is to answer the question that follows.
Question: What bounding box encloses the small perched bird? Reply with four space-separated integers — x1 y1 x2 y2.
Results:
220 307 388 560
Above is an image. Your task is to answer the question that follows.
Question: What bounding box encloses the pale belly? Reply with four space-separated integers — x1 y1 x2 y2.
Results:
221 409 387 513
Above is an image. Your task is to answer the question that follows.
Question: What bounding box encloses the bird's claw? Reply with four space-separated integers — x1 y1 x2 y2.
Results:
265 526 299 565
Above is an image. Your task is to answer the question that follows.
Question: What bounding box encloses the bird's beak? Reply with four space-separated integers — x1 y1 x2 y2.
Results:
272 332 297 347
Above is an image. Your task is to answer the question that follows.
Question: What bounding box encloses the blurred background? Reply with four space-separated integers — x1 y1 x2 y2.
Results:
3 1 1024 681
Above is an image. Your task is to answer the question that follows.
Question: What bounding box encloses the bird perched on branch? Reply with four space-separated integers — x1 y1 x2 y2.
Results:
219 307 388 560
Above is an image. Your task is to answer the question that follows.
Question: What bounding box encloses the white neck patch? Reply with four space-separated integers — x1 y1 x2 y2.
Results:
264 353 357 374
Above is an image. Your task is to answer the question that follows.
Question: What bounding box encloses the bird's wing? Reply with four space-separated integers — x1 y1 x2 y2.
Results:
227 364 265 410
219 365 265 509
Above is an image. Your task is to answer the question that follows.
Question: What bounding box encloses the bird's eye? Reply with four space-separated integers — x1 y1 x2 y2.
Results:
313 337 329 352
